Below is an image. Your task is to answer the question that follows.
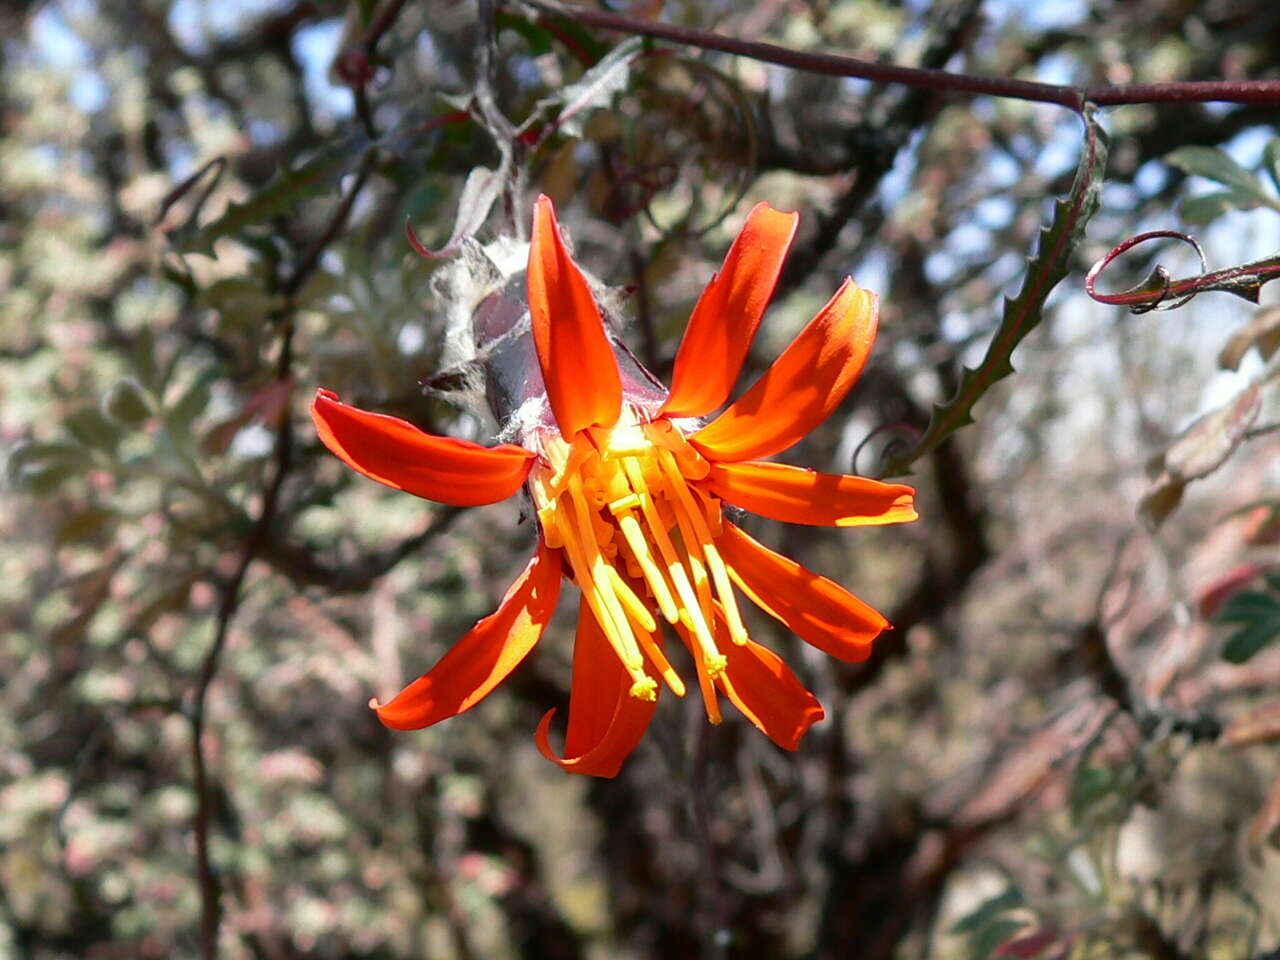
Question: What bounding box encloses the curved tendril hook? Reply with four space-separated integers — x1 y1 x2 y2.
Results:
1085 230 1207 314
852 421 924 479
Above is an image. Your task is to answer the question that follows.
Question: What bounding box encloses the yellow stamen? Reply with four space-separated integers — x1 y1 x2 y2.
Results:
530 407 748 707
604 564 657 633
683 626 723 724
550 473 658 704
656 449 748 645
633 620 686 696
616 512 680 623
629 676 658 701
622 457 719 662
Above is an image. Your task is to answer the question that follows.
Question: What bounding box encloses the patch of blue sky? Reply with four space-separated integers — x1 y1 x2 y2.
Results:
985 0 1087 32
1033 119 1086 180
293 18 352 118
29 4 90 67
877 127 929 209
851 249 891 307
974 196 1015 230
168 0 294 56
1134 160 1168 196
29 3 108 111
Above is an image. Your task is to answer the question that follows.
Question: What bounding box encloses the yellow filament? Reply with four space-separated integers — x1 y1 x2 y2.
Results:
685 629 723 724
563 473 646 680
691 485 724 536
674 513 716 628
622 457 720 663
616 512 680 623
656 450 748 645
604 565 657 633
646 420 711 479
633 621 686 696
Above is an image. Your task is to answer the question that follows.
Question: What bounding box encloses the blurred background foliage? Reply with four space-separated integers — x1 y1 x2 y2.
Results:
2 0 1280 958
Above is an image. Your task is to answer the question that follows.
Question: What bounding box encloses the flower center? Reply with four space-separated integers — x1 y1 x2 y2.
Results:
529 408 750 718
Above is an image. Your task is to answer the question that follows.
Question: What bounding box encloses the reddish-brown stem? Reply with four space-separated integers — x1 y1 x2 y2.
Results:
348 0 413 136
521 0 1280 112
189 152 376 960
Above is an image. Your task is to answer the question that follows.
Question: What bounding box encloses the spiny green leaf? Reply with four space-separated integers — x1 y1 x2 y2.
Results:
523 37 645 142
883 110 1109 476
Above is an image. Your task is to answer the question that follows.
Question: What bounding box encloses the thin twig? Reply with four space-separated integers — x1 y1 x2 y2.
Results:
520 0 1280 112
188 156 376 959
350 0 413 137
189 326 294 960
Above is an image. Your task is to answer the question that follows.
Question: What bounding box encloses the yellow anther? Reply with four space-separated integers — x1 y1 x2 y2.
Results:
608 493 642 514
629 676 659 702
633 624 686 697
704 652 728 679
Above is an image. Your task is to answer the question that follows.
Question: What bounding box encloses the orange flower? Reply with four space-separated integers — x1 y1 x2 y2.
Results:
312 196 916 776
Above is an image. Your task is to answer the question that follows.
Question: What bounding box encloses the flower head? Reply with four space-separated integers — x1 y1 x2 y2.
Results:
312 195 916 776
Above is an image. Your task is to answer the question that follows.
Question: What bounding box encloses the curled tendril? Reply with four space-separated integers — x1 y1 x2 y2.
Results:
405 219 443 260
1086 230 1280 313
1085 230 1207 314
852 421 924 479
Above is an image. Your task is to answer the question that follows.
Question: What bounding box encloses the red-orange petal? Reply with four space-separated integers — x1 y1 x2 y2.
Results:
718 638 824 750
701 461 917 527
717 522 886 661
527 195 622 436
311 389 536 506
690 280 878 462
660 203 799 418
373 544 562 730
535 604 657 777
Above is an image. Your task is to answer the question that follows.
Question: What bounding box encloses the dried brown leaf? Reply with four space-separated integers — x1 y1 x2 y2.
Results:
1223 701 1280 747
1219 306 1280 371
1141 384 1262 527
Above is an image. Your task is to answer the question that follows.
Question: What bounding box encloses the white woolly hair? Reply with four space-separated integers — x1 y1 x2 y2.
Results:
425 225 634 444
